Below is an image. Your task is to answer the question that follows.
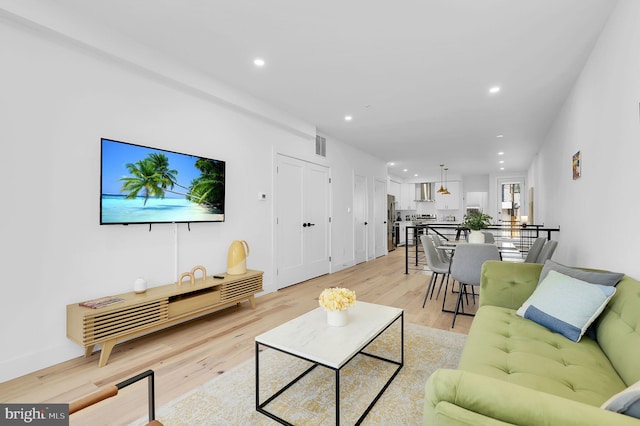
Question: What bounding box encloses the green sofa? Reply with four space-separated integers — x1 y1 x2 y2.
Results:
424 261 640 425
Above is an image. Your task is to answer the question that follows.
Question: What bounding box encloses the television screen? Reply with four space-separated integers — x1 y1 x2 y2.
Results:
100 138 225 224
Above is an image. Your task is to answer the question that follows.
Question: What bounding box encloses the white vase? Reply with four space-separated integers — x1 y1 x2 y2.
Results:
326 309 348 327
468 230 485 244
133 277 147 293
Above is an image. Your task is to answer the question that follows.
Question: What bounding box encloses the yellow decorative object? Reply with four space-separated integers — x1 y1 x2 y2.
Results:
191 265 207 281
227 240 250 275
319 287 356 312
178 271 195 285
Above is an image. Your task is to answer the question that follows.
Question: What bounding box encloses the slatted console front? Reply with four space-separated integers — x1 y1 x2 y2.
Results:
67 270 263 367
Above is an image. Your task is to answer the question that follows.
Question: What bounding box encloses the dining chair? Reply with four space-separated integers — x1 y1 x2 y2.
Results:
481 231 495 243
524 237 546 263
431 234 451 262
448 243 501 328
420 235 451 308
536 240 558 263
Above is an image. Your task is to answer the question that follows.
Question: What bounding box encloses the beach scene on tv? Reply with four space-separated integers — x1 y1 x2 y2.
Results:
101 139 225 224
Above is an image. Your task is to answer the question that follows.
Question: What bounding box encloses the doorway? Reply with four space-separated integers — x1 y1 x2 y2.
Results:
276 155 330 289
496 175 526 239
374 178 387 258
354 174 367 264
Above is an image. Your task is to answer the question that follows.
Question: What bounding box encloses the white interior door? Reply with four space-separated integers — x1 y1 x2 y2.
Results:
304 163 331 278
354 174 367 264
374 178 387 257
276 155 330 288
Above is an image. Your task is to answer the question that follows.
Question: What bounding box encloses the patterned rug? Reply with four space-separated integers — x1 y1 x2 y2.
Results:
131 323 466 425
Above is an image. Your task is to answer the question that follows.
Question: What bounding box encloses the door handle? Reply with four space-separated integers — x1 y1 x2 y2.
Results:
309 223 315 227
302 223 308 227
364 222 368 225
303 222 315 227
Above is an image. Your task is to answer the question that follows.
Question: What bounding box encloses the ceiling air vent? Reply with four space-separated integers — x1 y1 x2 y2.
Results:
315 135 326 157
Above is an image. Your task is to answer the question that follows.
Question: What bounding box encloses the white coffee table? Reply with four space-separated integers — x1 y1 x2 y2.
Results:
255 301 404 425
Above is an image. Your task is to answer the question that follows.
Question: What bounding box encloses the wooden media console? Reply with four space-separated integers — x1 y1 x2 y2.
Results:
67 269 263 367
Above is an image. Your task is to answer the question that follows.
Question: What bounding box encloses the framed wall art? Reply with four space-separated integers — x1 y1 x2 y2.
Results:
572 150 581 180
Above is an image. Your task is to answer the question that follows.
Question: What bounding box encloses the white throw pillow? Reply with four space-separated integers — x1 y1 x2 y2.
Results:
601 380 640 418
516 270 616 342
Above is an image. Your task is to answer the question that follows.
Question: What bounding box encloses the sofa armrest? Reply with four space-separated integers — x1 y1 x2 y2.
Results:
424 369 640 426
479 261 543 310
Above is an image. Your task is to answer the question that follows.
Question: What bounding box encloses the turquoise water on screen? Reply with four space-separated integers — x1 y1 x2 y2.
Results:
101 195 223 223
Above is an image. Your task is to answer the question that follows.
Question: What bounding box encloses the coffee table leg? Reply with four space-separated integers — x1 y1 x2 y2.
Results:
255 341 260 411
335 369 340 426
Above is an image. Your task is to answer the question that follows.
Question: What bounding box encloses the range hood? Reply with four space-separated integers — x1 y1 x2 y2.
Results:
415 182 434 202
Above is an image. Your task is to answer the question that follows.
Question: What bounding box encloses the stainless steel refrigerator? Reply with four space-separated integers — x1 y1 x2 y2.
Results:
387 195 397 251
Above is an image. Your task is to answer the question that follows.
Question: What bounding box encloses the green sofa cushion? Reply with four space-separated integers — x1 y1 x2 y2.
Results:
425 369 640 426
458 305 627 406
596 277 640 387
479 261 542 310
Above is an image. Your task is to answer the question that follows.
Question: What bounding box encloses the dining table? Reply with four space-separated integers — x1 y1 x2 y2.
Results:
437 240 524 263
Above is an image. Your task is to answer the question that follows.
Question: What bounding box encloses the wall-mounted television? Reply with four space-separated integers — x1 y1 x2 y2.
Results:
100 138 225 225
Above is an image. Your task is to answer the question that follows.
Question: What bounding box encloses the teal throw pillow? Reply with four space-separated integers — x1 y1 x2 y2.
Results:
517 270 616 342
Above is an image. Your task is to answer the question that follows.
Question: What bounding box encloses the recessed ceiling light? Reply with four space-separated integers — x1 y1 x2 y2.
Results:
489 86 501 94
496 134 504 138
388 162 395 166
414 174 418 177
253 58 265 67
498 151 505 155
499 160 505 164
344 115 353 121
403 169 408 172
500 167 505 170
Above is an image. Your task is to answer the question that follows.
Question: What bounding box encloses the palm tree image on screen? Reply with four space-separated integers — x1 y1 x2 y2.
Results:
227 240 250 274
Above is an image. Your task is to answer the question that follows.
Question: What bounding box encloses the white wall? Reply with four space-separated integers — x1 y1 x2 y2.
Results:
0 9 386 381
323 135 388 269
530 0 640 277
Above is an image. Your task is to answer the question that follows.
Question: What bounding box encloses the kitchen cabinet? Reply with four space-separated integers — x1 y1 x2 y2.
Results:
435 181 460 210
400 183 416 210
465 191 488 212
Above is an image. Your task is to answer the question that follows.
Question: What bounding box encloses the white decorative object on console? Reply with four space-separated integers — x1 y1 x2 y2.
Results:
133 277 147 293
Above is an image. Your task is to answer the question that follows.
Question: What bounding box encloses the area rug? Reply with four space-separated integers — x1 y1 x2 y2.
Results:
130 323 466 425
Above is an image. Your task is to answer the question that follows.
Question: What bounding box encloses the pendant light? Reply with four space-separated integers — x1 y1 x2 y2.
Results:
437 164 446 193
443 168 451 195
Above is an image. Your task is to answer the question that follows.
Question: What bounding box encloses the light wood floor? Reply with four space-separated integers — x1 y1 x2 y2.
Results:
0 248 475 425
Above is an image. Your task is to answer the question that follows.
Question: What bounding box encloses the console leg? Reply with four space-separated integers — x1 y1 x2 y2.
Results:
84 345 95 358
248 295 256 309
98 340 116 367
